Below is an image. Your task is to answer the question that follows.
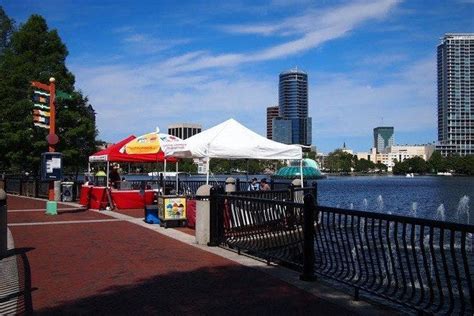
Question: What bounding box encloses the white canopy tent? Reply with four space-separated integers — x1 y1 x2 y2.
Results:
164 118 304 184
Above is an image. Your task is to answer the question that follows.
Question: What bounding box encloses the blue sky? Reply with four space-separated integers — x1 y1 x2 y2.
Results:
3 0 474 153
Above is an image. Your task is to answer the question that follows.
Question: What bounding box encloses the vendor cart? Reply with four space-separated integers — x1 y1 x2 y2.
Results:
158 195 187 228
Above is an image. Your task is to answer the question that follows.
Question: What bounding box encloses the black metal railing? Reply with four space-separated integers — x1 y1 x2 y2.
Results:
0 248 33 315
315 205 474 315
214 194 306 269
209 189 474 314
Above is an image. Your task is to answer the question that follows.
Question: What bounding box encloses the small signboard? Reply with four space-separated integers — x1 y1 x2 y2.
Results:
158 196 187 220
41 152 62 181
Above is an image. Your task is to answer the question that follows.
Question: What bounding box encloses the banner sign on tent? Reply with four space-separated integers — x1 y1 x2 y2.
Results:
119 132 187 156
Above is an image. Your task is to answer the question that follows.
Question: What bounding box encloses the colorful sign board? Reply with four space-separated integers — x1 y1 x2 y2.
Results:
159 196 186 220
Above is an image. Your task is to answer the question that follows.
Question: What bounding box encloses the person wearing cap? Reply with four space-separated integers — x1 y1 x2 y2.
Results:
260 178 271 191
247 178 260 191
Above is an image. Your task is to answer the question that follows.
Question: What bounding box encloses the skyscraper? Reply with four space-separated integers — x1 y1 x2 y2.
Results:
266 106 279 139
273 68 312 146
436 33 474 156
373 127 394 153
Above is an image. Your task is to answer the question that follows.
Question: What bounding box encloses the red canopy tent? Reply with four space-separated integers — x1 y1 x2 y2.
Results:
89 135 178 163
85 133 184 210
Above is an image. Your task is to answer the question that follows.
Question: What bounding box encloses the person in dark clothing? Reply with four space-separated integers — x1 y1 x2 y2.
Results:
247 178 260 191
109 165 121 189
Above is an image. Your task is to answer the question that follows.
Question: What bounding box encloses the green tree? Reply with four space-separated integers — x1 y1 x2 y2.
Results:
0 6 14 55
355 158 375 172
325 149 354 173
428 151 447 173
0 13 97 175
392 160 408 175
393 157 428 174
374 162 388 172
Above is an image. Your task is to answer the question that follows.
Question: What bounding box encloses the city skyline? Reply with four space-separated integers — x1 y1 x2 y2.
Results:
4 1 474 153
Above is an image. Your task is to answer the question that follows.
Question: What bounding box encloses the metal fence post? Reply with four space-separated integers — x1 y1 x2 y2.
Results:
208 187 220 246
312 181 318 203
300 193 317 281
235 178 240 192
0 189 7 258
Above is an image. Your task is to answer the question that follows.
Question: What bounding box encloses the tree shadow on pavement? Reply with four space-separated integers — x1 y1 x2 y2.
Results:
36 264 351 315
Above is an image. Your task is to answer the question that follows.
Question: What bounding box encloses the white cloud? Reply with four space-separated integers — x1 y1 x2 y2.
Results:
71 55 436 148
69 0 410 145
161 0 401 72
311 57 436 142
224 0 400 38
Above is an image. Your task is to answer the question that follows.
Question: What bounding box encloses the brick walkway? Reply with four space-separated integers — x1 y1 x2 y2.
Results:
5 195 391 315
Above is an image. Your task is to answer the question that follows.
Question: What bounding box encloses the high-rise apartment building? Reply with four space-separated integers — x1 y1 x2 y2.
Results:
373 127 394 153
168 123 201 140
273 68 312 146
436 33 474 156
266 106 279 139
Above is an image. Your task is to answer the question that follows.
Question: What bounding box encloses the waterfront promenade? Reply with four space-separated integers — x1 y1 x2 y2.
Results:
3 195 395 315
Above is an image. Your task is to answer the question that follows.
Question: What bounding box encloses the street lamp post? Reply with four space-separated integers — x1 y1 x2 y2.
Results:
47 77 56 201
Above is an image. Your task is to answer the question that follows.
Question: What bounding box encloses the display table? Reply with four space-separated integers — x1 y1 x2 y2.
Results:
79 185 93 207
89 186 107 209
79 185 155 210
111 190 155 209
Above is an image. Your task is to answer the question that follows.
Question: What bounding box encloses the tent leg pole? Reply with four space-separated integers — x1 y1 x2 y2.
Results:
206 158 210 185
300 159 304 188
164 160 167 179
106 161 110 189
176 162 178 193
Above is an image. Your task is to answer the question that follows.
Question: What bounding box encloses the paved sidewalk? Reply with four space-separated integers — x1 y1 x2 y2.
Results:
5 195 396 315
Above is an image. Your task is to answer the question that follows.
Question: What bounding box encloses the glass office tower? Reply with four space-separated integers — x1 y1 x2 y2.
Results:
373 127 394 153
276 68 312 146
436 33 474 156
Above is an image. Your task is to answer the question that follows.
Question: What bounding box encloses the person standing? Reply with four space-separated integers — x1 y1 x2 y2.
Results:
247 178 259 191
260 178 271 191
109 165 121 189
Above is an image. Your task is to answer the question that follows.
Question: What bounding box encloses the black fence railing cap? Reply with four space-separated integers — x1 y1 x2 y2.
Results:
229 188 289 195
222 194 304 207
319 205 474 233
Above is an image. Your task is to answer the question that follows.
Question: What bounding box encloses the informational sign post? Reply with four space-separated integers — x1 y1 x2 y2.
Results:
41 152 63 181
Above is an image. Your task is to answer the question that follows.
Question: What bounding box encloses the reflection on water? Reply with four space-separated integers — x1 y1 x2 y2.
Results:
316 176 474 224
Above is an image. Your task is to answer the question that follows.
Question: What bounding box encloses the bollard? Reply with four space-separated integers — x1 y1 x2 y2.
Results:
0 189 7 258
291 178 302 202
54 180 61 201
225 177 236 194
300 193 317 281
195 184 212 245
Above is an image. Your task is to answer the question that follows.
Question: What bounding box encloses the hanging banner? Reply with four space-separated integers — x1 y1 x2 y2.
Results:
32 89 50 129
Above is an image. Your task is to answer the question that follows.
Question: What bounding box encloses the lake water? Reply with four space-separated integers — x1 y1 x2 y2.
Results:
315 175 473 224
119 173 472 224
